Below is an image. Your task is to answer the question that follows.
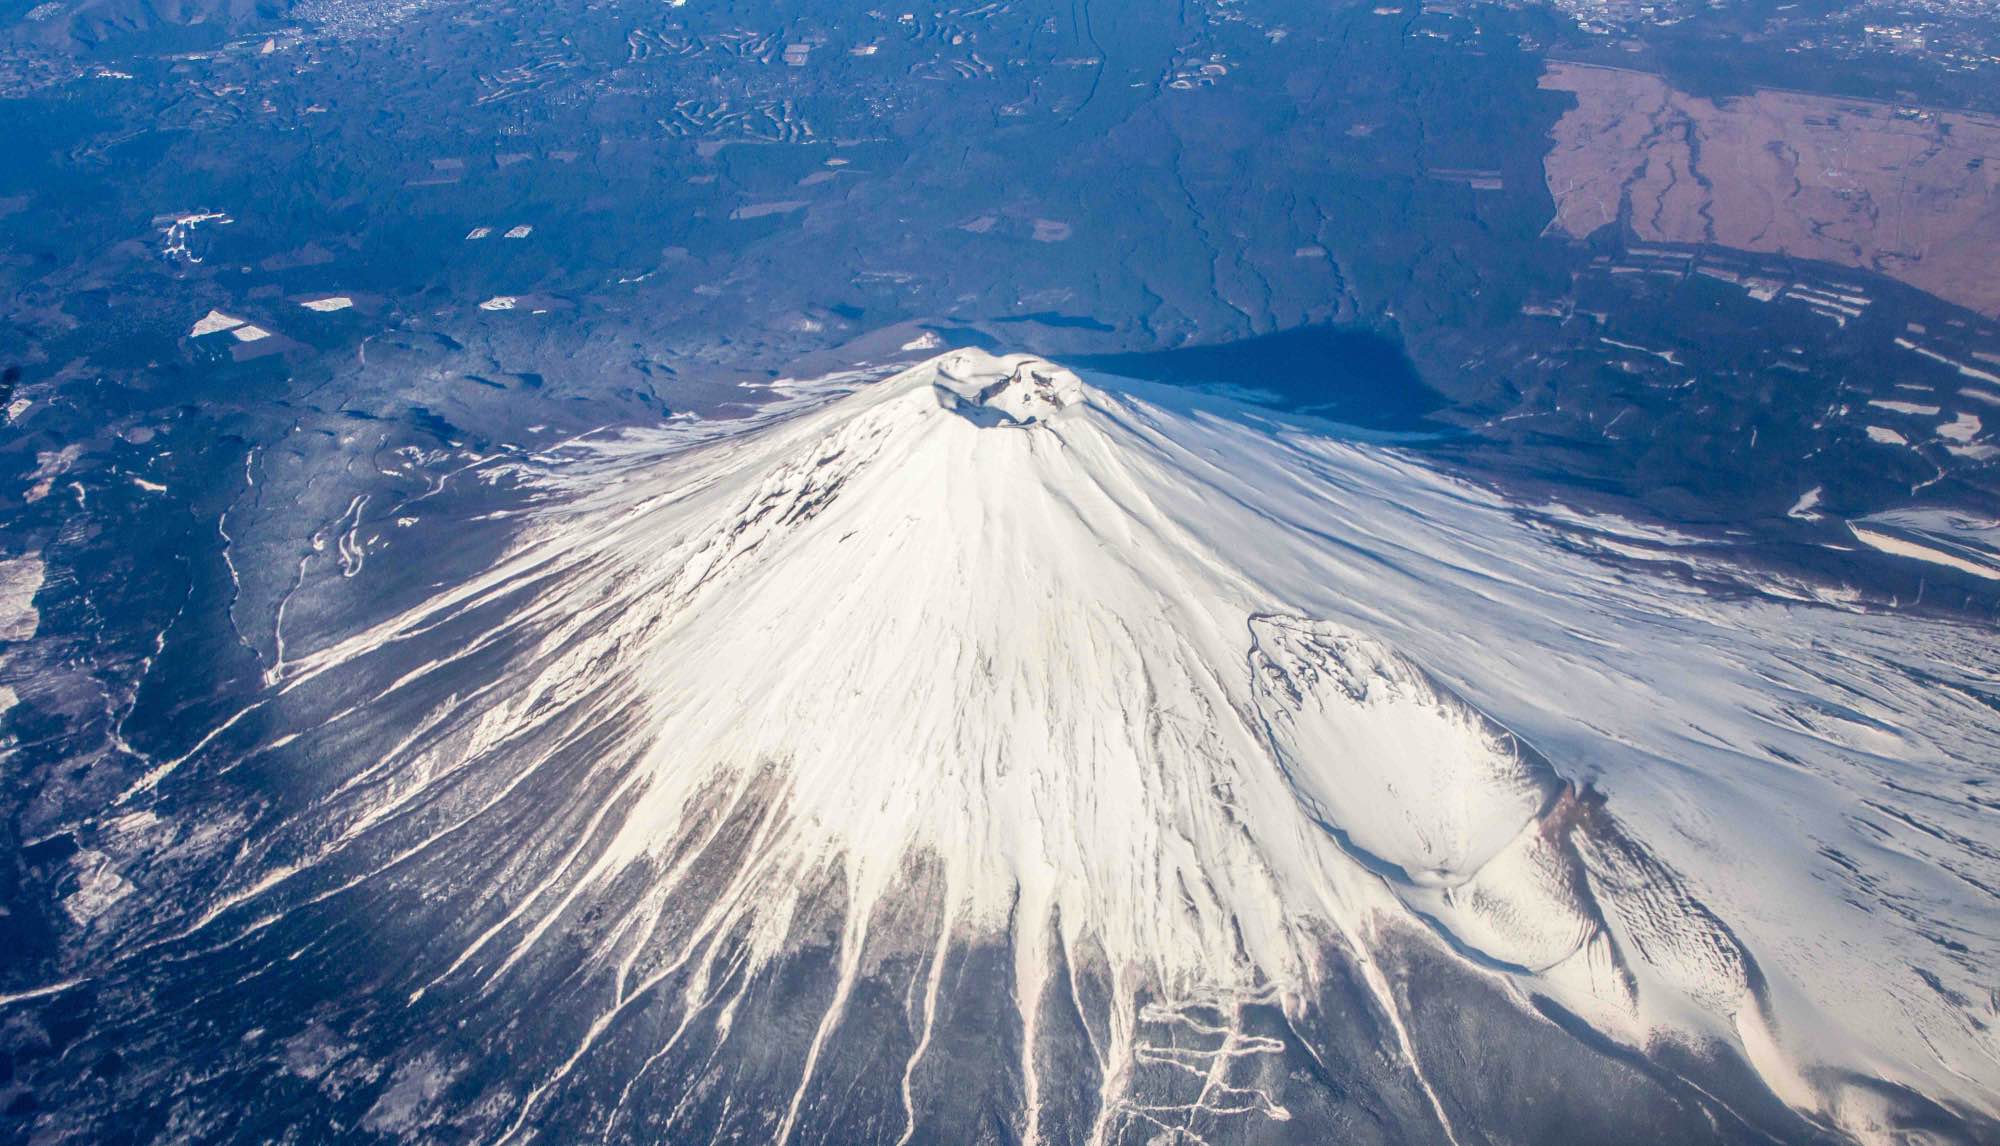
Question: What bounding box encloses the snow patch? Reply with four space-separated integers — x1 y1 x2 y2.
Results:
1936 412 1982 442
1787 485 1823 521
0 553 45 642
1867 398 1940 416
190 309 246 337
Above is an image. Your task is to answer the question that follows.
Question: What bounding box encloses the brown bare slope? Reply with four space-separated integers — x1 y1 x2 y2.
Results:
1541 61 2000 316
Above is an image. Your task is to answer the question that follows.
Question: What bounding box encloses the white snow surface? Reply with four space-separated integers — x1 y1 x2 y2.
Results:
0 552 45 642
189 309 245 337
1849 510 2000 582
266 350 1998 1135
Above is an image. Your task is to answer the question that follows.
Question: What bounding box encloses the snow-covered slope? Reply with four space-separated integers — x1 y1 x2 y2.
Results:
71 350 2000 1143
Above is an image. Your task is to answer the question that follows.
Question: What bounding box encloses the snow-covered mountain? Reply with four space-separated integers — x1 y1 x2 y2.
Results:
38 350 2000 1143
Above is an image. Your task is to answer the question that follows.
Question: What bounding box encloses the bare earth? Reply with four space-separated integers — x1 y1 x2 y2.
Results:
1541 61 2000 316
